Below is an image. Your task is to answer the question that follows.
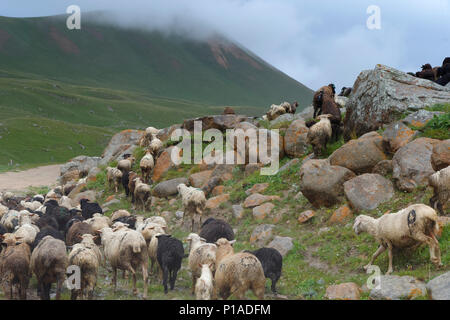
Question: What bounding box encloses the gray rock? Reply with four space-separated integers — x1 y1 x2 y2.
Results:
343 64 450 139
297 105 314 120
270 113 294 126
232 204 244 219
60 156 101 179
152 178 189 198
402 110 444 128
102 198 121 208
392 137 439 192
100 129 142 165
344 174 394 211
382 122 418 154
267 236 294 257
369 275 427 300
426 271 450 300
250 224 275 246
183 114 251 132
431 139 450 171
175 211 184 219
283 120 309 158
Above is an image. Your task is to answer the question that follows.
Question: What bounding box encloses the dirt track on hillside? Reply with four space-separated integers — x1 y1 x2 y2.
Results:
0 165 60 192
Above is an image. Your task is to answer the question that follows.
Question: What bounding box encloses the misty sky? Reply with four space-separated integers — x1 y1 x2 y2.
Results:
1 0 449 91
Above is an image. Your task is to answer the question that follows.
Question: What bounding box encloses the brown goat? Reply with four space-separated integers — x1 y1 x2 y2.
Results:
313 84 335 118
128 171 140 204
66 221 94 246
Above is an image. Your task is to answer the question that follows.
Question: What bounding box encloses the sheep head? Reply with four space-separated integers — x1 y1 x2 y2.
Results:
353 215 376 235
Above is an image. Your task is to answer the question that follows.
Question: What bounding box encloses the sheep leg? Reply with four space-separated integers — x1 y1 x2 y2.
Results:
170 269 178 290
412 231 443 267
430 234 443 267
162 267 169 294
386 243 394 275
19 280 27 300
112 268 117 294
55 275 64 300
191 275 197 295
364 245 386 271
142 263 148 300
131 269 137 295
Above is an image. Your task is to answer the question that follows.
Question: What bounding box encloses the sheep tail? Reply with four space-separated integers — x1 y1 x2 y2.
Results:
133 243 141 253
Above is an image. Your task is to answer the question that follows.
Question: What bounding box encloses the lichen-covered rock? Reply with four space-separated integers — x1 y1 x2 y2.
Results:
343 64 450 139
382 122 418 154
284 119 309 158
329 132 388 174
100 129 142 165
245 183 269 196
156 124 182 143
298 210 315 224
188 170 213 188
431 139 450 171
232 204 245 220
344 174 394 211
325 283 361 300
252 202 275 220
205 194 230 210
372 160 393 177
392 138 439 192
401 110 444 128
60 156 101 183
250 224 275 245
299 159 356 208
370 275 427 300
152 147 181 182
244 193 280 208
426 271 450 300
183 114 251 132
267 236 293 257
329 205 353 224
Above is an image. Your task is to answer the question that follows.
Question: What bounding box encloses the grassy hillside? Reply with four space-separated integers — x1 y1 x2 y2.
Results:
0 14 313 171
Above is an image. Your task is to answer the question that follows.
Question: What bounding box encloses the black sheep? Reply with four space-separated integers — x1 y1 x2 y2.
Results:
36 214 59 231
245 248 283 293
31 226 65 251
64 215 85 236
122 171 131 197
156 235 185 294
0 223 7 235
199 218 235 243
80 199 103 220
112 215 137 229
436 63 450 86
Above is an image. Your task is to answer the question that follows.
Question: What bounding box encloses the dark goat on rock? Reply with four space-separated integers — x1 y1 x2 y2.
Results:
80 199 103 220
245 248 283 293
199 218 235 244
156 234 185 294
313 84 335 119
66 221 94 246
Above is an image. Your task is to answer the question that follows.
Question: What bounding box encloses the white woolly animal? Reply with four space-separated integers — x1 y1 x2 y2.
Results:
139 151 154 184
428 166 450 215
149 138 163 157
195 263 214 300
68 234 101 300
353 204 442 274
307 114 332 157
58 196 73 210
266 103 287 121
20 200 42 212
106 167 123 193
85 213 111 233
14 223 38 245
177 183 206 232
185 233 217 295
0 204 8 219
111 210 131 222
134 178 151 211
117 157 135 173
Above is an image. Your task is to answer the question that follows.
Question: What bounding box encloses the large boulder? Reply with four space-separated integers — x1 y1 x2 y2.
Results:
189 170 213 188
344 174 394 211
284 119 309 158
152 146 181 182
183 114 251 132
392 138 439 192
431 139 450 171
299 159 356 208
343 64 450 139
401 110 444 128
329 132 388 174
369 275 427 300
100 129 143 165
156 124 182 143
267 236 293 257
59 156 101 183
152 178 189 198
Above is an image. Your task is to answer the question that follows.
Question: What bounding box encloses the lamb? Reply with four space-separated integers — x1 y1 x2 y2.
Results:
117 156 136 174
429 166 450 215
106 167 123 193
156 234 185 294
315 92 342 141
68 234 101 300
20 200 42 212
139 150 154 184
99 226 148 299
245 247 283 293
0 233 31 299
353 204 442 275
199 218 235 243
80 199 103 220
306 114 332 158
214 238 265 300
30 235 68 300
185 233 217 295
149 137 164 158
177 183 206 232
134 178 151 211
66 221 95 246
195 263 214 300
313 83 336 118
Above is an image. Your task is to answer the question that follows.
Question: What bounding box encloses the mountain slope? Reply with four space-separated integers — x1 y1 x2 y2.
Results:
0 14 313 108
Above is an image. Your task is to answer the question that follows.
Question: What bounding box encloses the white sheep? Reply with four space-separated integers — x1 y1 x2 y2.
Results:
99 226 148 299
14 223 38 245
306 114 332 158
59 196 73 210
117 156 135 174
0 203 8 219
177 183 206 232
68 234 101 300
266 103 287 121
139 151 154 184
106 167 123 193
149 138 163 157
134 178 151 211
20 200 42 212
185 233 217 295
429 166 449 215
139 127 160 148
195 263 214 300
353 204 442 275
85 213 111 233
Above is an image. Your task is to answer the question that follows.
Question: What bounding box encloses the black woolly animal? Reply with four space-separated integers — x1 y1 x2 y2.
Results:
0 223 7 235
112 215 137 229
32 195 45 204
436 63 450 86
199 218 235 243
156 234 185 294
64 215 85 236
43 201 77 231
339 87 352 97
36 214 59 231
121 171 130 196
80 199 103 220
31 226 65 251
245 247 283 293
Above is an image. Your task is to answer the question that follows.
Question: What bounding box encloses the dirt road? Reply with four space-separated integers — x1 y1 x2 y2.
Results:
0 165 60 193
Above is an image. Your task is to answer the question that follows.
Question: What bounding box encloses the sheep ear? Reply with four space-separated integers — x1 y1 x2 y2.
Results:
229 240 236 246
200 237 207 242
